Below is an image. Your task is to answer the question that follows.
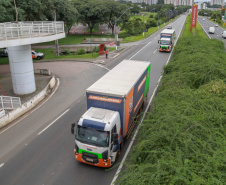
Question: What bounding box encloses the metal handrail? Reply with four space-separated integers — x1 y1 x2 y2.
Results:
0 21 64 41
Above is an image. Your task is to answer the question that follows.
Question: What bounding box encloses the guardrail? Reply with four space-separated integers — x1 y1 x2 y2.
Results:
0 21 64 41
0 96 21 110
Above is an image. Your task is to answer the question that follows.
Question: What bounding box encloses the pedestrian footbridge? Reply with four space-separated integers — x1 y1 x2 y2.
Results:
0 21 65 95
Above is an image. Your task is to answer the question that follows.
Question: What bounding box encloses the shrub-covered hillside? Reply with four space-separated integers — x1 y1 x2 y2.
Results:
117 21 226 184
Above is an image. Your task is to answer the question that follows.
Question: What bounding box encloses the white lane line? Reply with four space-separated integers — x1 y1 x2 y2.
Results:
113 54 120 58
111 15 187 185
197 19 211 39
38 109 69 135
95 64 110 71
0 78 60 135
129 42 152 60
153 49 157 53
0 163 4 168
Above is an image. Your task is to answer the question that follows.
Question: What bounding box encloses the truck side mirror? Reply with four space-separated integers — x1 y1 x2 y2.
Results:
113 133 119 145
158 40 160 44
71 123 75 134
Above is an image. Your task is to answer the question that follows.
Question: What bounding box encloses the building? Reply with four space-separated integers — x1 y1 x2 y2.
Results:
164 0 194 6
210 0 224 6
197 2 207 9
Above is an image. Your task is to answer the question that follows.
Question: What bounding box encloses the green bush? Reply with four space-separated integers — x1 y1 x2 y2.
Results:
123 18 143 36
146 18 157 28
64 49 70 55
116 16 226 185
92 46 99 53
149 14 154 18
76 48 86 55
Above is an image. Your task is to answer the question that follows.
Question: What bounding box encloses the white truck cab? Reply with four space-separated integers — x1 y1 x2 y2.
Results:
72 107 121 167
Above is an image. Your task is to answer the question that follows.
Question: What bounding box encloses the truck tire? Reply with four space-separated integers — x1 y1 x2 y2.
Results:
37 56 41 60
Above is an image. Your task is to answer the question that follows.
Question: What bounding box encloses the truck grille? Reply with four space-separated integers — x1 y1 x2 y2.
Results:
82 152 99 164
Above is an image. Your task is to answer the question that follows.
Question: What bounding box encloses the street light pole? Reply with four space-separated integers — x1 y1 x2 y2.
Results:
54 8 59 57
114 16 117 50
143 13 144 36
114 7 133 50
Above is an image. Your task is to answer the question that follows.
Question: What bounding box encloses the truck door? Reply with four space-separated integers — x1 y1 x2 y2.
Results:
110 125 117 152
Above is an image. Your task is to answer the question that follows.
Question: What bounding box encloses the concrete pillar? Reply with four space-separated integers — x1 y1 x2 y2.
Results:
7 45 36 95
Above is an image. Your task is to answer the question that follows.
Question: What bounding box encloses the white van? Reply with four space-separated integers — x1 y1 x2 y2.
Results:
209 27 215 34
222 31 226 39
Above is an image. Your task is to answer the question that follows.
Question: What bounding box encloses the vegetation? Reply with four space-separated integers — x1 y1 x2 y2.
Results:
116 15 226 185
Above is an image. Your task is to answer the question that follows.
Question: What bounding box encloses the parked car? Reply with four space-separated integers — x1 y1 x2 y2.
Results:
209 27 215 34
0 48 8 57
31 50 44 60
202 18 205 21
222 31 226 39
215 24 218 27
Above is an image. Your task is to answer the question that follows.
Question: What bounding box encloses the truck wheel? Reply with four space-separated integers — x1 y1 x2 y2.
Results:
37 56 41 60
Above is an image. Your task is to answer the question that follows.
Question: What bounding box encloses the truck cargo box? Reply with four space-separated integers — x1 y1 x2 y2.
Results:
86 60 151 137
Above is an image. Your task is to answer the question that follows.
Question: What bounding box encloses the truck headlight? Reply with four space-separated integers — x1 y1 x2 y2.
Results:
102 150 108 161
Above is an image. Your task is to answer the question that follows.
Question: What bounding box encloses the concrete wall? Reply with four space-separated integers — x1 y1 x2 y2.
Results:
0 76 57 129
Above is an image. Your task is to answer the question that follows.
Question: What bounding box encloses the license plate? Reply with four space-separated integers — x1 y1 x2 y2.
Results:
86 158 93 162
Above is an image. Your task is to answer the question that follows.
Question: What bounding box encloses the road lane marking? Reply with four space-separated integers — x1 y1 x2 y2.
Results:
38 109 69 135
0 163 4 168
95 64 110 71
129 42 152 60
0 78 60 135
111 15 187 185
153 49 157 53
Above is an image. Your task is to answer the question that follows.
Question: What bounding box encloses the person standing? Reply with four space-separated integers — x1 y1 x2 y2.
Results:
105 49 108 59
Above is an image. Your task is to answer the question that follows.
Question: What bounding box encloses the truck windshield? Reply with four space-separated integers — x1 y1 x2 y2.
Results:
160 40 171 45
76 125 110 147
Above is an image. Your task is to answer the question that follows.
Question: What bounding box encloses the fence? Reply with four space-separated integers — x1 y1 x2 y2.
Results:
0 21 64 41
0 96 21 110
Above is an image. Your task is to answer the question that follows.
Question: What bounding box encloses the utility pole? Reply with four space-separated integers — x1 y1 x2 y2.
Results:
54 8 59 57
115 16 118 50
143 13 144 37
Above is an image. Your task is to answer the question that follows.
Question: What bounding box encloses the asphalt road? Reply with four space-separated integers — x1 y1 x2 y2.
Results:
0 15 187 185
198 16 226 47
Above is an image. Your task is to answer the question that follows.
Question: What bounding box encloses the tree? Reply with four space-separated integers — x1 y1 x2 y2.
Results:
130 5 140 15
123 18 143 35
16 0 47 21
103 0 130 35
0 0 23 22
71 0 107 35
51 0 78 34
157 0 164 4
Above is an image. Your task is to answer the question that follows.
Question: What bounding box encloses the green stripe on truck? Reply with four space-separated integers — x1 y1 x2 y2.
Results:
78 148 102 158
144 64 151 99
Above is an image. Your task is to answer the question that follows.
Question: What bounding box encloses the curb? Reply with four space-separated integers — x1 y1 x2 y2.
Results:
0 75 57 129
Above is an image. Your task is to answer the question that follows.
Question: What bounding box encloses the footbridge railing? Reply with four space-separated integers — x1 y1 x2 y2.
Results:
0 21 64 41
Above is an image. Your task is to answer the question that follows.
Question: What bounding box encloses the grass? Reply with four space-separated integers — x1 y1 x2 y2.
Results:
116 15 226 185
0 57 9 65
38 34 115 45
183 14 208 39
0 46 119 64
130 12 155 22
120 20 171 43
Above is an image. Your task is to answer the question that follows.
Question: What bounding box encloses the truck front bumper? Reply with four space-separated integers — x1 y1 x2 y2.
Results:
159 47 171 52
74 150 111 167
